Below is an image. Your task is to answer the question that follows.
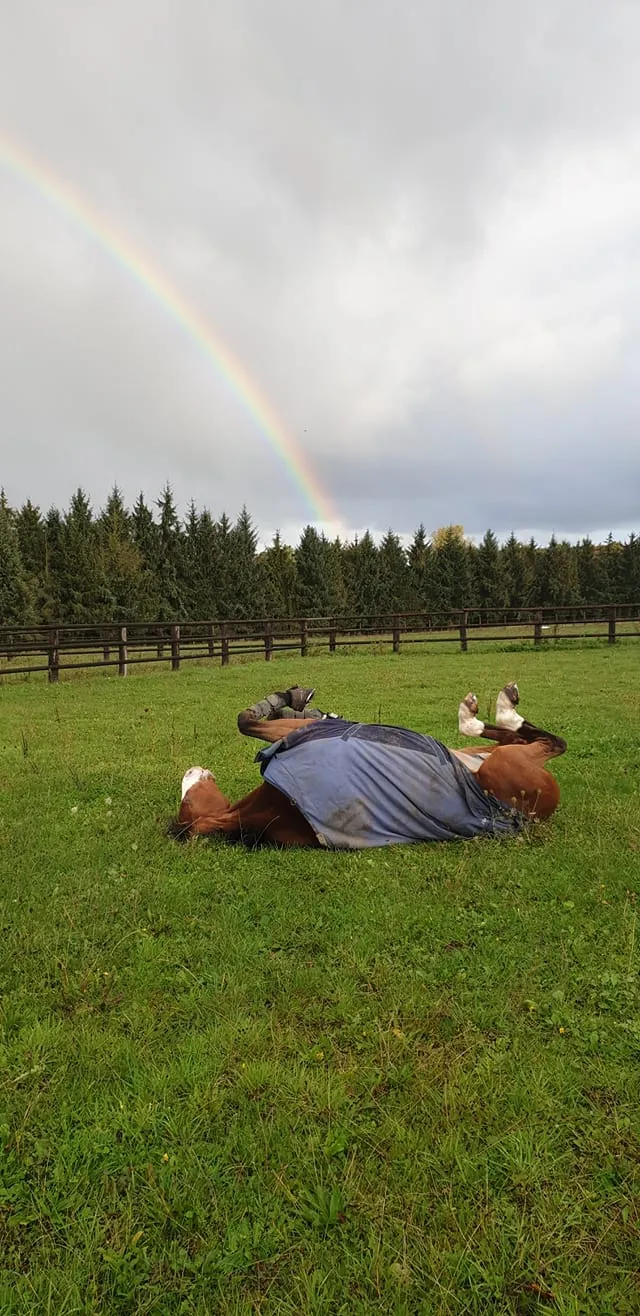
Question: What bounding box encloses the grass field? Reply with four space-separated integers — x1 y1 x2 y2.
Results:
1 648 639 1314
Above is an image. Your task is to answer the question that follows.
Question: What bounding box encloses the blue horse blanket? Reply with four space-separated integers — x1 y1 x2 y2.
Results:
257 718 522 850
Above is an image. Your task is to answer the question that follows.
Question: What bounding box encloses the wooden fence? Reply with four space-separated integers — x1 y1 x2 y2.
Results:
0 605 638 683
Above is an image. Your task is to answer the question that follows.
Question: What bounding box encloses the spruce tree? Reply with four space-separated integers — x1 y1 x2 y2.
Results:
620 534 640 601
342 532 381 617
59 489 104 622
98 487 143 620
474 529 508 610
295 526 331 615
155 484 183 620
430 526 472 612
576 537 610 604
0 493 33 625
259 532 298 617
407 525 434 611
378 530 410 614
131 493 161 619
231 506 262 617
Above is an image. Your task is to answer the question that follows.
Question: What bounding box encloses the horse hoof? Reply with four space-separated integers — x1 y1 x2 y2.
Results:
463 692 479 715
287 686 316 711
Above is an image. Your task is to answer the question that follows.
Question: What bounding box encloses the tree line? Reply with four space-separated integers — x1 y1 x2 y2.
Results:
1 484 639 627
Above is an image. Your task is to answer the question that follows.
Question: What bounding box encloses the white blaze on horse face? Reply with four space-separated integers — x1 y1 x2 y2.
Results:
458 700 485 738
495 688 525 731
181 766 214 800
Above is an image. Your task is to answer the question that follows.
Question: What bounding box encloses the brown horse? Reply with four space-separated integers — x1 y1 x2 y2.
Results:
170 682 566 849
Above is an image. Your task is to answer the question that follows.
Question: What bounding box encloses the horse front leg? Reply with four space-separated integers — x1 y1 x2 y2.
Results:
176 776 318 846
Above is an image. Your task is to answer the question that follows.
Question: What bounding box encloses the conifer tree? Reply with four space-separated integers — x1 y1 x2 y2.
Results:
98 487 142 620
342 532 381 617
378 530 410 613
407 525 434 610
620 533 640 601
231 506 262 617
155 484 183 619
0 493 33 624
259 532 298 617
576 537 610 604
212 513 237 619
131 493 160 618
602 534 624 603
474 529 508 610
59 489 104 621
429 525 472 611
295 526 333 615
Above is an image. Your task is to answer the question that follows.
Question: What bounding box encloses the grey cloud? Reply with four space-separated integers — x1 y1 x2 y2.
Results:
1 0 639 542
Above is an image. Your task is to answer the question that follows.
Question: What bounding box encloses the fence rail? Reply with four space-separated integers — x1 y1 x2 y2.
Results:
0 605 638 682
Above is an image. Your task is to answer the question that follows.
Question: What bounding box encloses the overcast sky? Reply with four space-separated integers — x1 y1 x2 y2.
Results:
1 0 638 546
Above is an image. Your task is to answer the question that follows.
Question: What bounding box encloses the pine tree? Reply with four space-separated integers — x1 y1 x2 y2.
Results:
212 513 237 619
576 537 610 604
500 532 537 610
97 487 143 620
407 525 434 610
474 529 508 610
231 506 262 617
295 526 332 616
0 492 33 624
430 526 472 611
131 493 161 618
259 532 298 617
620 534 640 601
539 536 580 607
601 534 624 604
155 484 183 620
342 532 381 617
378 530 410 614
59 489 104 622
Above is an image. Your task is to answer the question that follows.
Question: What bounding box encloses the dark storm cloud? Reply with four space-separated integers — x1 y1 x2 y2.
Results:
1 0 639 541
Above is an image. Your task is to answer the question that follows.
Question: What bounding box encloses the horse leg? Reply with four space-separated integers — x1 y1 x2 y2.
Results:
458 685 566 756
237 684 329 742
176 774 317 846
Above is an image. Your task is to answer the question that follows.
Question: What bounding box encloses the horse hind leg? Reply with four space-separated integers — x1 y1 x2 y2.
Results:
237 685 327 741
495 683 567 756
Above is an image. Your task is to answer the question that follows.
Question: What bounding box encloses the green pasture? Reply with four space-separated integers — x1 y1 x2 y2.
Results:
1 648 639 1314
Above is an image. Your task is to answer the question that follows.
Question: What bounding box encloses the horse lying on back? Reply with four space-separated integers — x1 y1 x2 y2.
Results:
170 682 566 850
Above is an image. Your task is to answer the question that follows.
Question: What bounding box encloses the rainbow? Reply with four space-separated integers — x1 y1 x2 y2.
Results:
0 132 340 528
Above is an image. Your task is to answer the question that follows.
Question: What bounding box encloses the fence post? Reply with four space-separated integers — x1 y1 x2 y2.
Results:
207 623 215 658
48 628 59 683
220 623 229 666
171 623 181 670
329 623 337 653
264 623 273 662
300 619 308 658
534 610 543 645
118 626 128 677
608 605 617 645
392 615 401 654
459 610 468 652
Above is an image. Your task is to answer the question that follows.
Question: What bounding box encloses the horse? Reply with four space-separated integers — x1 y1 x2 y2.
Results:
169 681 566 850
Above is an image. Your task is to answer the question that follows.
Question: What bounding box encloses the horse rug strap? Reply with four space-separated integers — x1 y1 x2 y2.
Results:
257 719 523 850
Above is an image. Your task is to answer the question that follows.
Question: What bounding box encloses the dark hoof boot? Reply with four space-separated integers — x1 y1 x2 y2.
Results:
286 686 316 712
